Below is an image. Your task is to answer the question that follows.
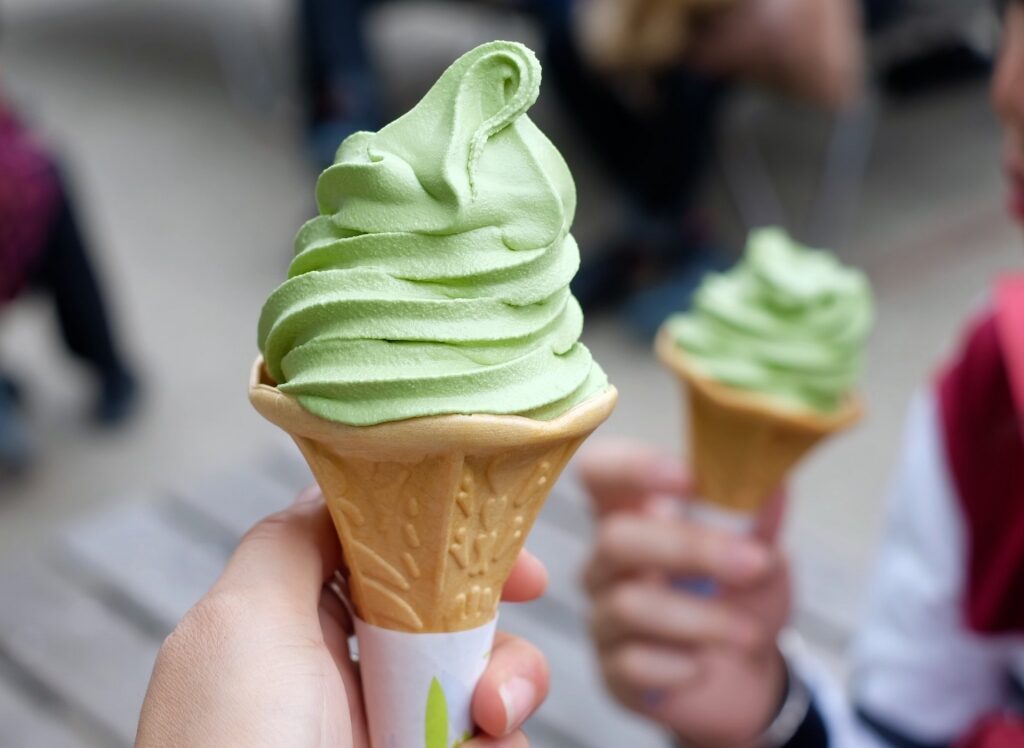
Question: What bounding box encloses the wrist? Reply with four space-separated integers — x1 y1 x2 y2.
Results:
753 652 812 748
748 647 790 744
671 647 789 748
749 643 786 737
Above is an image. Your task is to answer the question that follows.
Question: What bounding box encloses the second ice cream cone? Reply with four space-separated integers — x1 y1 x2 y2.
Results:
655 329 861 515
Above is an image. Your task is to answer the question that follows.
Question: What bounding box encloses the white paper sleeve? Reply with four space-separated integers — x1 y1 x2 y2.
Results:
687 501 757 535
354 615 498 748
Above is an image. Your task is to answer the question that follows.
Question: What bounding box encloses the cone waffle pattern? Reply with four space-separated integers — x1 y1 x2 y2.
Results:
296 437 584 632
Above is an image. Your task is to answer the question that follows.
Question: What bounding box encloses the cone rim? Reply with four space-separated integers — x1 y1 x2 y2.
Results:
249 355 618 453
654 326 862 436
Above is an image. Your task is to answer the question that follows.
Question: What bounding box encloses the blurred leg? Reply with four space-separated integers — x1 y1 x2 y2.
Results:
32 177 137 425
862 0 906 30
525 1 726 318
0 378 32 476
531 1 725 217
299 0 383 166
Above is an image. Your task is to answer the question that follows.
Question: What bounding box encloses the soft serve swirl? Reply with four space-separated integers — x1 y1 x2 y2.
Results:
666 228 872 412
258 41 607 425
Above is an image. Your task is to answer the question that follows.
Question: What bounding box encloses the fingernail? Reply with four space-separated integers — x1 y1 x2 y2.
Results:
729 543 770 577
499 677 537 735
293 485 322 506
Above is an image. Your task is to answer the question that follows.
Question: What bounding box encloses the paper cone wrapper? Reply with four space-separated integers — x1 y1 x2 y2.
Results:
249 357 616 746
655 328 861 517
353 615 497 748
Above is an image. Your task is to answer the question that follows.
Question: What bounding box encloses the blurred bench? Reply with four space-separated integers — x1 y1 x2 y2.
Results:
0 448 859 747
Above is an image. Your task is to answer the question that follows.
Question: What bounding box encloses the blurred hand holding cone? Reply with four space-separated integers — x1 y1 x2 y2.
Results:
576 0 740 72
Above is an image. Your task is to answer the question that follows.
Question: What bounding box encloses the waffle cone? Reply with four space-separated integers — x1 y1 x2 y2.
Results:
250 357 616 633
655 329 861 514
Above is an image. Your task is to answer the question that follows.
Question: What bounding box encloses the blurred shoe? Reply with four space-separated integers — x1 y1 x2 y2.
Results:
0 372 23 405
882 42 992 98
0 385 33 477
690 0 865 110
93 367 139 427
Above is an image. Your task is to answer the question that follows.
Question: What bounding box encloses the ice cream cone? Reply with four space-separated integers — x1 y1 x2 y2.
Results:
250 356 617 633
655 328 861 515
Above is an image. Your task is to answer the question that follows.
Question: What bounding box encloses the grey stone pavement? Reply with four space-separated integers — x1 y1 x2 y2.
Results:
0 0 1019 633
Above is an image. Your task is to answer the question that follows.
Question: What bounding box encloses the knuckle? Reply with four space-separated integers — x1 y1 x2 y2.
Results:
607 644 647 685
242 510 292 545
581 553 609 597
603 585 640 627
174 593 241 644
594 515 633 560
156 595 235 672
688 527 725 569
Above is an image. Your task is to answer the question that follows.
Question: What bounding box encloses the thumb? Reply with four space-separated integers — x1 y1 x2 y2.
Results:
577 440 689 517
211 486 342 611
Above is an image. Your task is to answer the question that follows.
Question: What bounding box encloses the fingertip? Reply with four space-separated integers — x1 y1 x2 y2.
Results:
501 549 548 603
474 634 549 737
216 498 341 605
293 484 323 506
726 539 773 582
578 440 686 492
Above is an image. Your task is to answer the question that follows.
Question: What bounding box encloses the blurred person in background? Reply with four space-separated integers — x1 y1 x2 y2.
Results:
297 0 867 332
579 1 1024 746
0 88 138 476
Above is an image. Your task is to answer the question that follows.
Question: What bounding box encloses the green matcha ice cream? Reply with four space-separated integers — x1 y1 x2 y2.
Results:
258 41 607 426
665 228 872 413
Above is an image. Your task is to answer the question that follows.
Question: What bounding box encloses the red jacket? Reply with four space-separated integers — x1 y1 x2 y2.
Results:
0 100 59 302
939 276 1024 747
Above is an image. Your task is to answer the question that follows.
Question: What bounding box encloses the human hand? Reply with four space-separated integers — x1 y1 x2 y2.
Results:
689 0 864 109
579 441 791 747
575 0 733 72
136 487 549 748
